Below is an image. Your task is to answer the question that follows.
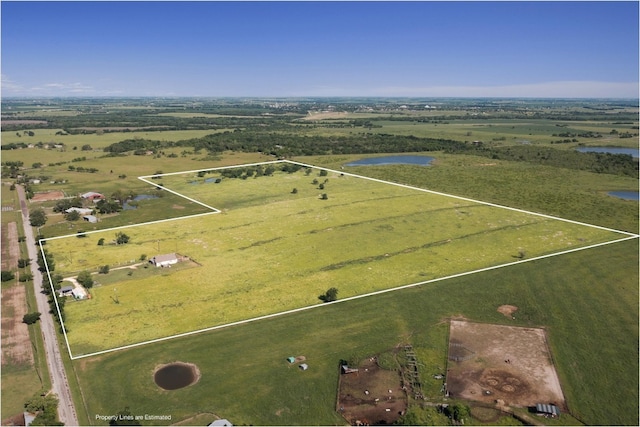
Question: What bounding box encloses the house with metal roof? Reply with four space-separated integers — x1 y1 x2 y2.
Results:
536 403 560 418
150 253 179 267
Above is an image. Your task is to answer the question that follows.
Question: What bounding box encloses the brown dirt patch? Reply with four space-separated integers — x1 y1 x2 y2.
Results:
1 285 34 366
497 305 518 318
31 190 65 202
1 222 19 270
172 204 185 209
446 320 565 409
338 358 407 425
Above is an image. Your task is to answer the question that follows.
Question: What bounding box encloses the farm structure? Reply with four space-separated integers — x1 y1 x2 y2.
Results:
65 207 93 215
536 403 561 418
150 253 179 267
81 191 104 201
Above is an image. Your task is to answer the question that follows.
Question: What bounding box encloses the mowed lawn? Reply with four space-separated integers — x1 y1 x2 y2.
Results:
49 164 627 356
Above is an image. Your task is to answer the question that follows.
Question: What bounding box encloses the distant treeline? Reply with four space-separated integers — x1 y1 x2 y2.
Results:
103 131 638 178
444 144 638 178
104 132 465 157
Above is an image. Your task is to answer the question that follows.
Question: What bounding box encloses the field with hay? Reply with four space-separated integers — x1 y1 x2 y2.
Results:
46 161 628 357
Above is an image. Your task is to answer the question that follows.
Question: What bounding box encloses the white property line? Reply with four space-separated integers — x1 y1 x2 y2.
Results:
38 159 638 360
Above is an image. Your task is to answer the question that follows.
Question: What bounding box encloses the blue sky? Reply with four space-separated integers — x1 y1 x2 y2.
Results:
2 1 638 98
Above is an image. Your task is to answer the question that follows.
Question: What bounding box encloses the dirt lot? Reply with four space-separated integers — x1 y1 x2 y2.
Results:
337 358 407 425
31 190 65 202
1 222 19 270
1 284 34 366
446 320 565 409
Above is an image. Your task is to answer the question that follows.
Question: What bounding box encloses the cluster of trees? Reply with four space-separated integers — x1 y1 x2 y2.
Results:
67 165 99 173
445 144 638 178
24 391 63 426
179 131 465 158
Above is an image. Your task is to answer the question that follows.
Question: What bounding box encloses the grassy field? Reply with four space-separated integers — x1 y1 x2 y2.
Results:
71 237 638 426
45 163 627 357
301 153 639 234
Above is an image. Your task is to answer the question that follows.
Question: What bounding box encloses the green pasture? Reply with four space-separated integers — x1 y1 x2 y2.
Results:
300 153 639 234
71 238 638 426
1 129 218 150
46 165 626 356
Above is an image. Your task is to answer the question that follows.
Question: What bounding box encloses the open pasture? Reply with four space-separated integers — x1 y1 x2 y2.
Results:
47 161 628 358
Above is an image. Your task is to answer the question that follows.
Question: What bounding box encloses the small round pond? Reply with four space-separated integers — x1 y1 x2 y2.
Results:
345 155 435 167
154 362 200 390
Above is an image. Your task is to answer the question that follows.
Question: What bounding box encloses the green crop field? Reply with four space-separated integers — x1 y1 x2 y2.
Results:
45 162 629 357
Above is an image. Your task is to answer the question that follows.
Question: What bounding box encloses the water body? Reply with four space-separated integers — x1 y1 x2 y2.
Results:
608 191 639 201
154 363 199 390
576 147 639 158
123 194 159 210
345 155 435 167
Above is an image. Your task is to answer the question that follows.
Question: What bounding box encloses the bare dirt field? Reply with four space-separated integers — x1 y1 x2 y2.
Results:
446 320 565 410
1 222 19 270
31 190 65 202
1 284 34 366
337 358 407 425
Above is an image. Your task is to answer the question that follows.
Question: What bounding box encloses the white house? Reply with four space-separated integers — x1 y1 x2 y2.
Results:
150 253 179 267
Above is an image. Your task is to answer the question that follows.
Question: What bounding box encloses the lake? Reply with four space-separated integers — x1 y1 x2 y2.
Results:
576 147 639 158
608 191 639 201
345 155 435 167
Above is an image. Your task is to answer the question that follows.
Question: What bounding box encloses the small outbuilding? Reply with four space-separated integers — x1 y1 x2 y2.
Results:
150 253 179 268
66 207 93 215
81 191 104 201
287 357 296 364
299 364 309 371
83 215 98 223
536 403 560 418
59 285 74 297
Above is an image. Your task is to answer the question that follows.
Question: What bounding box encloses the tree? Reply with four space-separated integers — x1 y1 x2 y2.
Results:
23 312 41 325
319 287 338 302
81 144 92 151
321 193 328 200
99 265 110 274
18 258 31 268
97 238 105 246
1 271 15 282
29 208 47 227
24 391 62 426
37 249 54 272
319 169 328 177
65 210 81 221
109 407 141 426
76 270 94 288
291 188 298 194
115 232 130 245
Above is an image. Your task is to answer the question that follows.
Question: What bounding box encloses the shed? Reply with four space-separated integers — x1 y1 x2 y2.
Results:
66 207 93 215
536 403 560 417
150 253 179 267
59 285 74 296
83 215 98 223
287 357 296 364
81 192 104 201
299 363 308 371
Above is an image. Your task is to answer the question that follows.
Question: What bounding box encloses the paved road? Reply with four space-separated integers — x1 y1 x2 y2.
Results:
17 185 79 426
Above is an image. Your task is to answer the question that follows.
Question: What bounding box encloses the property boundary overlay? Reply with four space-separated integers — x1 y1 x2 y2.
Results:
38 159 639 360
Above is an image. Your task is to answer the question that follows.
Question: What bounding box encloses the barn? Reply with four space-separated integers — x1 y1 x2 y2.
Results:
81 191 104 201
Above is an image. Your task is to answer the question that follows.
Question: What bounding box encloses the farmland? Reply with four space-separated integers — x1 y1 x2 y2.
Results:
47 162 626 357
1 97 638 426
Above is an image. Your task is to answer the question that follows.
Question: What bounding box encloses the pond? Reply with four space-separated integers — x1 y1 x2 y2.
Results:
123 194 159 210
608 191 639 201
154 362 200 390
576 147 639 158
345 155 435 167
